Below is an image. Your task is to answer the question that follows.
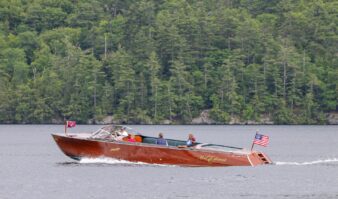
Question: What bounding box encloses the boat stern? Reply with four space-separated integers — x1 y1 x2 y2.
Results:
247 151 273 166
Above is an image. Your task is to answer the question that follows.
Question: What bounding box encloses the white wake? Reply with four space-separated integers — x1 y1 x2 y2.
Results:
275 158 338 166
79 157 173 167
79 157 147 165
79 157 338 167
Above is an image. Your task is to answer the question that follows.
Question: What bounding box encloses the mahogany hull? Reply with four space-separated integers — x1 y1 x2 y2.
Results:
52 134 272 167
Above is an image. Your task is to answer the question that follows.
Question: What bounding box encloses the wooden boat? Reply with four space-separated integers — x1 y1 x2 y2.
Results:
52 125 272 167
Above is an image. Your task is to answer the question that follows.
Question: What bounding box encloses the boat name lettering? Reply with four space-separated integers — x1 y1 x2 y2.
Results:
199 155 227 163
110 148 120 152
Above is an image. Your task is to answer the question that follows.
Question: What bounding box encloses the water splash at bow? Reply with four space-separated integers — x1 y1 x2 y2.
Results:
80 157 147 165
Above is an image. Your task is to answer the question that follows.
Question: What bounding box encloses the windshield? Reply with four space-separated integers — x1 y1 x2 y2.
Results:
89 125 140 139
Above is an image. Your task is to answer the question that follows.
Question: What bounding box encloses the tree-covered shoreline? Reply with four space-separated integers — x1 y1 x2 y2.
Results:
0 0 337 124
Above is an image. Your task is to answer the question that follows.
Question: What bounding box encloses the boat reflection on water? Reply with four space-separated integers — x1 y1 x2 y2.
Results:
52 125 272 167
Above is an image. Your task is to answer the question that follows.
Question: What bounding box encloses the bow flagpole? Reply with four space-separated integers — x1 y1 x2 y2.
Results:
64 121 68 136
64 120 76 136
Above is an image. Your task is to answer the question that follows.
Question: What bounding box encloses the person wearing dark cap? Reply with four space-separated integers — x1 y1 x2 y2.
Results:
156 133 168 146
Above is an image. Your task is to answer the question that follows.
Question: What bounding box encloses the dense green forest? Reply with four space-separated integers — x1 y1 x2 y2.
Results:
0 0 337 124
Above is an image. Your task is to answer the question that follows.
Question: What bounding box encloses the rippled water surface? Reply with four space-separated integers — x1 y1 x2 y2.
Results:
1 125 338 199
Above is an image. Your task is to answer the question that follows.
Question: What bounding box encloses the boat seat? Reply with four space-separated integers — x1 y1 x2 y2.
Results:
142 137 157 144
166 139 186 147
142 137 186 147
121 135 142 142
134 135 142 142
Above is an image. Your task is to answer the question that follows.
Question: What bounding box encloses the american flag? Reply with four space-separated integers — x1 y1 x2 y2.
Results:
253 133 269 147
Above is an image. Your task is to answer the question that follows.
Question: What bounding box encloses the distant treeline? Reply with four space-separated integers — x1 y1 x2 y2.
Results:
0 0 337 124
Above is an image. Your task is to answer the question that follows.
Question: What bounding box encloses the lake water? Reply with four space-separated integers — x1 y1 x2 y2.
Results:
1 125 338 199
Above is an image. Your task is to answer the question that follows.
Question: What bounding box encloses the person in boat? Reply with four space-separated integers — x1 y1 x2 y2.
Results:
115 127 129 141
186 133 196 147
178 133 196 148
127 134 136 142
120 127 128 136
156 133 168 146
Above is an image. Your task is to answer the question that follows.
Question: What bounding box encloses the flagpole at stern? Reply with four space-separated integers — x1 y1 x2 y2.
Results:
251 131 258 151
250 142 255 151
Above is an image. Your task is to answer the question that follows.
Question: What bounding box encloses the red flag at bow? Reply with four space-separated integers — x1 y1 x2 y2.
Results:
66 121 76 128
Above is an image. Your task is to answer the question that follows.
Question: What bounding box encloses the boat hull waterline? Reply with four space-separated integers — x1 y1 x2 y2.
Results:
52 134 272 167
